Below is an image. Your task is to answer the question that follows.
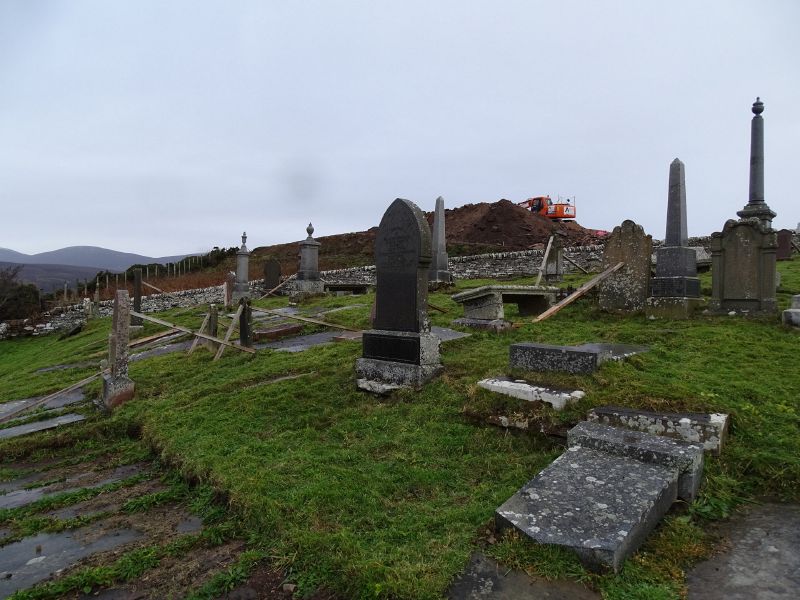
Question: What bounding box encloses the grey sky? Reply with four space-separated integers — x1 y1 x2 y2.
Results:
1 0 798 256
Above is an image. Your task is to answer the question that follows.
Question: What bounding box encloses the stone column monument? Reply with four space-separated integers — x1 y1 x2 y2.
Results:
356 199 443 393
293 223 325 296
428 196 453 285
100 290 136 411
710 98 777 314
598 220 652 314
646 159 701 318
231 232 250 306
131 268 143 327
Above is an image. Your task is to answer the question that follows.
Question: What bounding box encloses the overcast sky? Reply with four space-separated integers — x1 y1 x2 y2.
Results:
1 1 798 256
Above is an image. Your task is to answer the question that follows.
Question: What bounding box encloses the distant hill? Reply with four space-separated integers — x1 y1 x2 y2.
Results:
0 261 104 293
0 246 194 272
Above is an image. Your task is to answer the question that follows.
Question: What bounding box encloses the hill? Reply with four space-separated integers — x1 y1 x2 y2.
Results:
0 246 194 272
0 261 105 293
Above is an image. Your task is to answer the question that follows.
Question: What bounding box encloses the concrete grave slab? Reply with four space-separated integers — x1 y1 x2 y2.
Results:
477 377 585 411
510 342 649 374
452 285 558 322
587 405 729 454
0 414 85 441
495 446 678 572
568 421 704 500
256 330 341 352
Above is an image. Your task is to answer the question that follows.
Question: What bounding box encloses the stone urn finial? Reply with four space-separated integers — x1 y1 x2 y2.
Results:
752 97 764 116
241 231 247 246
306 223 314 237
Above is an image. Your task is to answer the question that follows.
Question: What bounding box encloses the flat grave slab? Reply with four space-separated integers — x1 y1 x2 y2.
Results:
256 330 341 353
130 340 191 362
477 377 584 411
252 323 303 341
0 413 85 442
510 342 649 374
495 446 678 572
568 421 704 500
587 405 729 454
0 389 86 419
452 285 558 322
431 325 471 342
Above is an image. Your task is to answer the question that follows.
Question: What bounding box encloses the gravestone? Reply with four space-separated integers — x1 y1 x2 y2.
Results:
263 258 281 289
293 223 325 296
776 229 793 260
646 159 701 318
544 233 565 283
131 268 143 327
710 97 778 314
93 285 100 318
598 220 652 313
781 294 800 327
239 299 252 348
99 290 135 411
356 198 442 392
203 304 219 352
428 196 453 285
231 232 251 305
223 271 235 308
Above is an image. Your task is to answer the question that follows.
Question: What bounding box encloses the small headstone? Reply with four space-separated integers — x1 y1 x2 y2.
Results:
263 258 282 289
100 290 135 411
544 233 565 283
238 299 252 348
203 304 218 352
131 268 143 327
356 198 442 391
598 220 652 313
782 294 800 327
428 196 453 285
231 232 251 305
224 272 235 308
293 223 325 296
776 229 793 260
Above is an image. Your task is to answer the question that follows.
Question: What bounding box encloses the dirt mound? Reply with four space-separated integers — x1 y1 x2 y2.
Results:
251 199 601 276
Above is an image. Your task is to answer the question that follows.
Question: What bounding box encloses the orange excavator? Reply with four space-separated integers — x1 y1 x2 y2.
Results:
517 195 576 221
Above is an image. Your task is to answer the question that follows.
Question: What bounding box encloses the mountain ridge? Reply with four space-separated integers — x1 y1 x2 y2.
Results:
0 245 196 272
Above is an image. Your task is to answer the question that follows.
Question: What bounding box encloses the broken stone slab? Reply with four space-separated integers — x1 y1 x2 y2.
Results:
256 330 341 352
495 446 678 572
452 285 558 320
0 527 143 597
587 406 730 455
332 331 363 342
452 318 513 332
568 421 704 501
510 342 649 374
477 378 585 411
0 389 86 418
0 414 85 441
431 325 471 342
252 323 303 341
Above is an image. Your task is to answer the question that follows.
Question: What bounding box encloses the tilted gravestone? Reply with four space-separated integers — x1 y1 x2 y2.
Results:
293 223 325 296
263 258 282 290
646 159 700 318
598 220 652 313
711 99 777 314
356 198 442 392
428 196 453 285
776 229 793 260
100 290 135 411
231 232 251 306
544 233 565 283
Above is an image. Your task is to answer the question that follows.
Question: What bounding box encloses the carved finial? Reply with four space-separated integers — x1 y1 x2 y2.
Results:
306 223 314 237
241 232 247 245
752 97 764 116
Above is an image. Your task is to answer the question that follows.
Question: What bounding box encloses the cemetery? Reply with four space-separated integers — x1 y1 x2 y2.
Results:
1 101 799 600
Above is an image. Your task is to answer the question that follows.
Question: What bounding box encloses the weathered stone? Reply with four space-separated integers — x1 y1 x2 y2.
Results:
357 198 442 391
452 318 512 332
477 377 584 411
587 406 730 455
776 229 793 260
263 258 282 289
224 272 235 308
232 232 251 305
238 299 252 348
451 285 558 325
203 304 219 352
252 323 303 342
495 446 678 572
509 342 648 374
0 414 85 441
736 98 775 227
131 268 143 326
598 220 652 313
100 290 135 411
782 308 800 327
544 233 565 283
710 219 777 313
429 196 453 284
567 421 704 501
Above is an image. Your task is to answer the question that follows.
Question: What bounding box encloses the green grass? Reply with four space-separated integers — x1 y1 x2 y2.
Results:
1 261 799 599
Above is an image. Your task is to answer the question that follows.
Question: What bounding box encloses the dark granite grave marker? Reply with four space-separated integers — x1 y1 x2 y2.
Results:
263 258 282 289
356 199 442 391
776 229 793 260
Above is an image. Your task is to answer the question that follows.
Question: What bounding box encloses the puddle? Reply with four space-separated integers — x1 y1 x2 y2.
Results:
0 526 143 597
175 515 203 534
0 413 85 442
0 464 145 510
256 331 341 353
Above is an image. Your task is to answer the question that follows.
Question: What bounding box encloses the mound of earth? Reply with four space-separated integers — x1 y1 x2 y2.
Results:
251 199 601 276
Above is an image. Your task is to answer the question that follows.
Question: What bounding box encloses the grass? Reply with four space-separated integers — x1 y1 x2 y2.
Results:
1 260 799 599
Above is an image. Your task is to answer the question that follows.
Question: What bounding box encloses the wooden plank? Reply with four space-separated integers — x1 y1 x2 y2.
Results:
427 302 449 314
142 280 166 294
129 310 255 355
214 304 244 361
792 241 800 254
532 262 625 323
258 277 292 300
187 312 211 355
0 370 107 424
563 254 589 274
251 308 361 332
130 329 182 348
535 236 554 286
